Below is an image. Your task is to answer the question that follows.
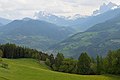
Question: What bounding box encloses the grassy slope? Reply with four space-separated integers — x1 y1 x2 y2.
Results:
0 58 120 80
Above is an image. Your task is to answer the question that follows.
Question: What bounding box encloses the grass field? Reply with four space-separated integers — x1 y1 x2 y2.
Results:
0 58 120 80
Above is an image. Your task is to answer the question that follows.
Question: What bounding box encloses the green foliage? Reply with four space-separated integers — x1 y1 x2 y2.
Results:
59 58 77 73
90 62 97 74
52 64 57 71
0 43 49 61
54 53 64 70
46 49 120 75
49 54 55 67
96 55 103 74
0 49 3 58
104 49 120 74
45 58 51 66
77 52 91 74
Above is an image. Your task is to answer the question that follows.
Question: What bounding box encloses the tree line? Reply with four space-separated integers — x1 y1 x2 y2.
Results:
0 43 119 75
0 43 49 61
46 50 120 75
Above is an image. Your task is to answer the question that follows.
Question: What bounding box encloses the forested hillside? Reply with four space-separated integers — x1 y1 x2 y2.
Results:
0 19 74 50
50 14 120 58
0 43 49 60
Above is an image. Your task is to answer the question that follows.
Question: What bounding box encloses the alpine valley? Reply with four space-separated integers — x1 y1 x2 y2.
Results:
0 2 120 58
0 18 74 50
0 1 120 80
50 13 120 58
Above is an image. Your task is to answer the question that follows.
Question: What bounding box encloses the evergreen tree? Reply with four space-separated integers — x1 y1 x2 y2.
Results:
49 54 55 67
96 55 103 74
77 52 91 74
106 50 114 74
54 53 64 70
112 49 120 74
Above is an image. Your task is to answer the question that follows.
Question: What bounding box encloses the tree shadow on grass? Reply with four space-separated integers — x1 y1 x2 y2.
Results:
103 74 120 80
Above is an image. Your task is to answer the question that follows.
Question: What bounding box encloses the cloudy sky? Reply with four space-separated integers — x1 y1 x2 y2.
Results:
0 0 120 19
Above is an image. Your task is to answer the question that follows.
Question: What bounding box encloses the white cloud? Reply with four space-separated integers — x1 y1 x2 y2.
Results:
0 0 119 19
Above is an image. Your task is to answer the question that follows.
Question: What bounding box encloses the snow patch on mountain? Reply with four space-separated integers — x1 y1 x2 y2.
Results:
93 2 119 16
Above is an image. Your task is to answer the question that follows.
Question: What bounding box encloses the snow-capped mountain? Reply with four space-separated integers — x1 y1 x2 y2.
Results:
34 11 54 19
34 11 66 20
34 11 86 28
33 4 120 32
66 14 86 20
34 11 83 20
93 2 119 16
34 11 73 26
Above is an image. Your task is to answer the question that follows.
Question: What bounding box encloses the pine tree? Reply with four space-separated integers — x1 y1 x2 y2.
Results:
77 52 91 74
54 53 64 70
96 55 101 74
49 54 55 67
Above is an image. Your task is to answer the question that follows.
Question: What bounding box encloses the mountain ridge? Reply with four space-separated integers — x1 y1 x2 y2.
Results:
0 17 11 25
0 19 74 50
35 7 120 32
49 13 120 58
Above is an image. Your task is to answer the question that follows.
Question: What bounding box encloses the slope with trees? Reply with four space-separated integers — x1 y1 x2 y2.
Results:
0 19 74 50
50 13 120 58
0 43 119 75
46 49 120 75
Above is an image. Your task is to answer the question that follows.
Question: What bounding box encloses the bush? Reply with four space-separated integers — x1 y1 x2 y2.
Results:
45 58 51 66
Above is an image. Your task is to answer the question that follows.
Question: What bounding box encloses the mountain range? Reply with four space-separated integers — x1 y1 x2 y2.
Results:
93 2 119 15
50 13 120 58
35 2 120 32
0 2 120 58
0 18 74 50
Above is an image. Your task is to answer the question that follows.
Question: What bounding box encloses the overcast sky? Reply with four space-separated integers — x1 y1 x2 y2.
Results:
0 0 120 19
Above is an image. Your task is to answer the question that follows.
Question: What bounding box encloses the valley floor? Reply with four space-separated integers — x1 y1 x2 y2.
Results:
0 58 120 80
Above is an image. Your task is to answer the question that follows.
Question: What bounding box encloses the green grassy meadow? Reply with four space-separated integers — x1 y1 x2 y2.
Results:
0 58 120 80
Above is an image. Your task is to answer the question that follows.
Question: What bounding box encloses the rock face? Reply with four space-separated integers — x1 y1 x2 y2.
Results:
93 2 119 16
